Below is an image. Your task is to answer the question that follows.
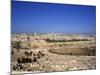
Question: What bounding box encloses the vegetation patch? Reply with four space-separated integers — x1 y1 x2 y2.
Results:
49 46 96 56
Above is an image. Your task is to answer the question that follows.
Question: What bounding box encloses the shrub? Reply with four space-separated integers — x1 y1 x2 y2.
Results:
12 41 21 51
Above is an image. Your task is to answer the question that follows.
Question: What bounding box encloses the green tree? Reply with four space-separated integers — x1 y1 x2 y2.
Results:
27 36 31 49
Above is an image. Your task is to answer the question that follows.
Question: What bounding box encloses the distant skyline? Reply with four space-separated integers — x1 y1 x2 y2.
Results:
11 1 96 34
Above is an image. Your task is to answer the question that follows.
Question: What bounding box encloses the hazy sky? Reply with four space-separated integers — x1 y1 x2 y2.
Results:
11 1 96 34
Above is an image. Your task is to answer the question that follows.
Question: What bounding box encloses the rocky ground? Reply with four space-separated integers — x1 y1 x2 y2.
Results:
11 48 96 75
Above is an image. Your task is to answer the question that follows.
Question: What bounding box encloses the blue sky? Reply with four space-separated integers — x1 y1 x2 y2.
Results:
11 1 96 34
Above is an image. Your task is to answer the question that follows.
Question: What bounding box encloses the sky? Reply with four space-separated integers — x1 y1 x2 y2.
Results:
11 1 96 34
